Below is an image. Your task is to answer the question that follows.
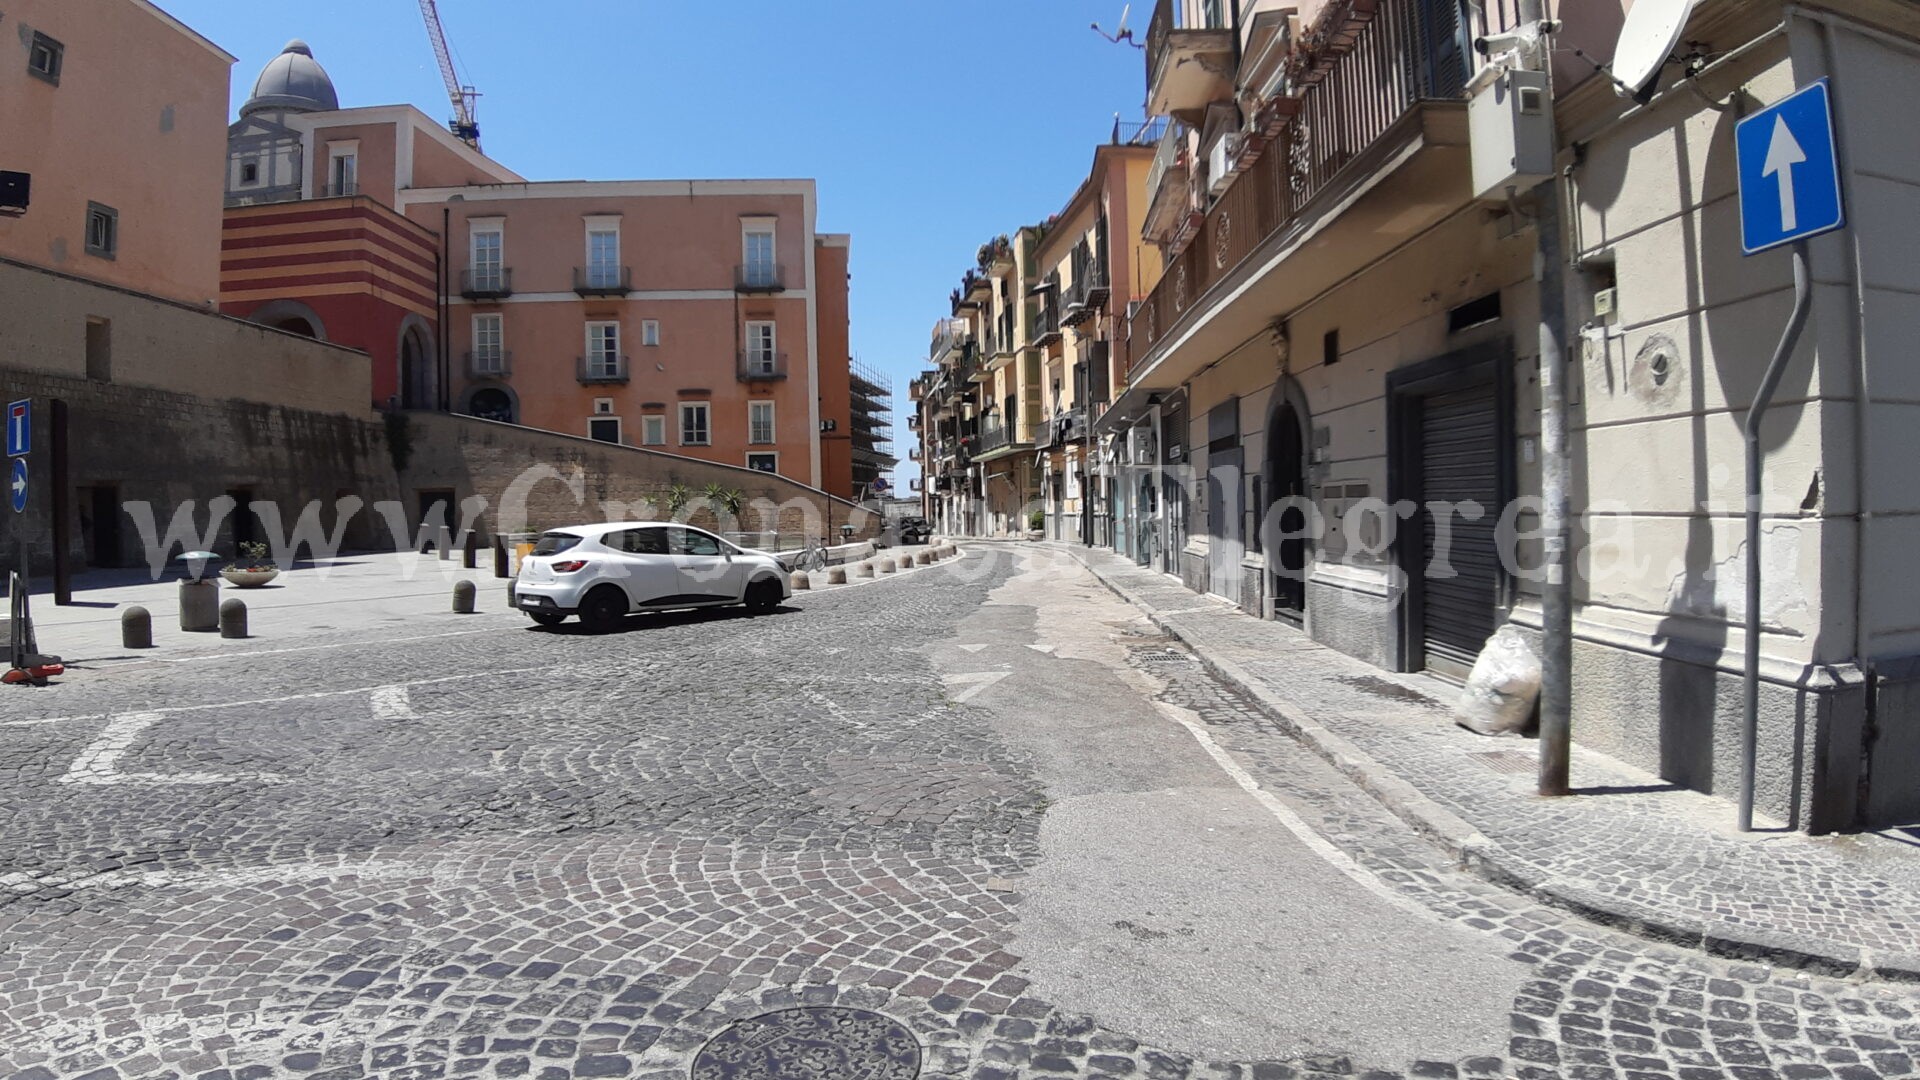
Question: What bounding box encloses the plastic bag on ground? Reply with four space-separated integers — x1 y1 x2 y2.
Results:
1453 624 1542 736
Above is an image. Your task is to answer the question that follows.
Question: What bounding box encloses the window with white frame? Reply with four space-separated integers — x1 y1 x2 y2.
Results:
746 453 778 474
469 226 503 290
744 321 777 375
748 400 775 445
586 322 621 378
743 224 776 287
471 313 504 375
680 402 711 446
326 145 357 196
641 319 660 346
586 224 620 289
641 414 666 446
588 417 621 444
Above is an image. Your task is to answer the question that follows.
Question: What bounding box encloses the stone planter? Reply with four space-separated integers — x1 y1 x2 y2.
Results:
1027 529 1045 542
220 567 280 588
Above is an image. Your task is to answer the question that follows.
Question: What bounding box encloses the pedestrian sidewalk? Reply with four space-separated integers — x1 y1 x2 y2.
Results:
1058 542 1920 982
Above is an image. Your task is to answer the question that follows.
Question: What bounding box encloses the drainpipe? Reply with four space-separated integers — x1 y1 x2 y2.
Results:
441 207 452 413
1526 0 1574 798
1739 241 1812 831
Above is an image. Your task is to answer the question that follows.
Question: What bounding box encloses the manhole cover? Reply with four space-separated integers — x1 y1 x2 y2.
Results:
692 1007 921 1080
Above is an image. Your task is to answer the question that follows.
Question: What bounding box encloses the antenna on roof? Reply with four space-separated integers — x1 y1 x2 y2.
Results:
1093 3 1143 47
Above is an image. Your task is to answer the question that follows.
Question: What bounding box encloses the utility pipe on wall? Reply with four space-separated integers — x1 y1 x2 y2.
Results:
1739 241 1812 833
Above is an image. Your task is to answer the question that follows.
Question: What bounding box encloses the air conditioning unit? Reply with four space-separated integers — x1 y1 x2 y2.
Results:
1207 134 1240 195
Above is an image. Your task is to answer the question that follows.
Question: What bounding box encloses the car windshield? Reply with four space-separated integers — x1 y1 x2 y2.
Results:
531 533 583 556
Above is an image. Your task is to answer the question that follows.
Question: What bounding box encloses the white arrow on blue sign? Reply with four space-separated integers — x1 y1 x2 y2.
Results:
5 399 26 458
9 457 26 514
1736 79 1845 255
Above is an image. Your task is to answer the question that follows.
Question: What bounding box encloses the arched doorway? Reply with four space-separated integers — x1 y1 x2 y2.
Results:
1266 390 1311 624
466 386 516 424
246 300 328 341
398 320 436 410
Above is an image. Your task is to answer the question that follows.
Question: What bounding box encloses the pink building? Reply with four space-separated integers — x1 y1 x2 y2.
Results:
220 42 857 495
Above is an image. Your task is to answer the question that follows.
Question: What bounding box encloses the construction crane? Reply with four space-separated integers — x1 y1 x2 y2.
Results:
417 0 481 149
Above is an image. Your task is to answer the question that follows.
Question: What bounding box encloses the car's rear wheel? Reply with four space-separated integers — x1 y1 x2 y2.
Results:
527 611 566 628
745 577 782 614
579 585 630 633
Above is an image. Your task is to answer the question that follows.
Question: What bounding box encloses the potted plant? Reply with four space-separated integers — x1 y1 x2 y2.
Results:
1027 508 1046 542
221 541 280 587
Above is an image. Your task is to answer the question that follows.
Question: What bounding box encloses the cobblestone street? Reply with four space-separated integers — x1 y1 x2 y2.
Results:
4 547 1920 1080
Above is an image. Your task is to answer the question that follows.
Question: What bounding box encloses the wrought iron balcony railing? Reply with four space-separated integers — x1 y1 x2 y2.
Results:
738 350 788 382
574 266 632 296
460 267 512 300
577 354 629 384
465 349 511 379
735 264 785 292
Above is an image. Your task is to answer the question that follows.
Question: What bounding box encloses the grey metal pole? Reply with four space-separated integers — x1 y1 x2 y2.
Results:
1739 241 1813 832
1526 0 1573 798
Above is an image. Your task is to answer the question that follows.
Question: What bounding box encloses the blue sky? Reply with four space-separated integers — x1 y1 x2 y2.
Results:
165 0 1153 492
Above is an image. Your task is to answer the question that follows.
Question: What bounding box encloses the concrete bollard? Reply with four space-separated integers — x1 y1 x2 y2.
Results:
121 606 153 649
915 551 932 566
453 580 477 614
494 537 510 579
507 581 517 608
878 559 895 574
790 571 811 590
219 598 248 639
827 566 847 585
179 579 220 632
462 531 479 569
854 561 875 578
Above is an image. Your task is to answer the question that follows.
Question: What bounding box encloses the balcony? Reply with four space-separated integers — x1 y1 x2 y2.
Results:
930 318 970 365
738 350 788 382
1062 247 1110 328
1127 0 1472 387
460 267 513 300
577 354 629 385
1031 301 1062 348
1146 0 1234 119
320 180 359 198
574 265 632 297
735 264 786 293
465 349 511 380
1142 122 1196 245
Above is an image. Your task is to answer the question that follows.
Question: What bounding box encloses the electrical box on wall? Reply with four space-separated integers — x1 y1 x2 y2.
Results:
1469 66 1554 201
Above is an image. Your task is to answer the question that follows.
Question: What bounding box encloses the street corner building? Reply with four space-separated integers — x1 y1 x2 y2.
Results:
1 0 885 588
911 0 1920 833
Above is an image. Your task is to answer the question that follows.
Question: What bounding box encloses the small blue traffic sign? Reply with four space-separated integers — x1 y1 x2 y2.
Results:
5 399 26 457
1737 79 1844 255
9 458 26 513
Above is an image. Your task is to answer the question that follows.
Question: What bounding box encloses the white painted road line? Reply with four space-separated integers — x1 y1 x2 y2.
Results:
57 712 278 787
943 670 1012 704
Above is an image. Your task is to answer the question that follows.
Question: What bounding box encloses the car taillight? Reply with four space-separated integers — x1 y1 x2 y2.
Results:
552 560 589 573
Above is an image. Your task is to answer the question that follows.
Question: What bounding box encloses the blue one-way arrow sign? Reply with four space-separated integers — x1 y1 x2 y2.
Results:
9 458 26 514
1737 79 1844 255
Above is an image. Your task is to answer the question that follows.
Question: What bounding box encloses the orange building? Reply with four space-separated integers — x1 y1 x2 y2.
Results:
216 42 857 496
0 0 234 303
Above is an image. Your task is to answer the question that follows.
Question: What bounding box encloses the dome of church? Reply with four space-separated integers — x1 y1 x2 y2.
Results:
240 39 339 117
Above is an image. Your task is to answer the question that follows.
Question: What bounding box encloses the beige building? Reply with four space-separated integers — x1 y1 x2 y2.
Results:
1071 0 1920 831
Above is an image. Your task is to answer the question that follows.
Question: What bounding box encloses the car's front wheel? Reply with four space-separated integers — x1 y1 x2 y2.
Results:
745 577 782 614
527 611 566 628
578 585 631 633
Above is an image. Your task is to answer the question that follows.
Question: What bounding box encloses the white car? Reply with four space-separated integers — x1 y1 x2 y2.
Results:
514 522 791 631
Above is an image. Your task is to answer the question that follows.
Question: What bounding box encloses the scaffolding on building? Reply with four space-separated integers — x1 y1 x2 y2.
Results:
848 358 897 500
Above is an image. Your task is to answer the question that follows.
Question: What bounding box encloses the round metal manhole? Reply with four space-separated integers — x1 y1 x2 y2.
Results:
691 1007 921 1080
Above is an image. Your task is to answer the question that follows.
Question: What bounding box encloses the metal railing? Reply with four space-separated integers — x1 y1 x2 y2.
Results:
577 354 629 384
1147 0 1229 97
320 180 359 198
735 264 785 292
1130 0 1465 377
1143 121 1188 226
465 349 511 379
1031 300 1061 344
1112 116 1169 147
738 350 788 381
930 318 970 363
574 265 631 296
460 267 512 299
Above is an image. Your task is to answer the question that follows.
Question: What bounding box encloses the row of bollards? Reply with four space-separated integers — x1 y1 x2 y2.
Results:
120 577 491 650
786 545 960 591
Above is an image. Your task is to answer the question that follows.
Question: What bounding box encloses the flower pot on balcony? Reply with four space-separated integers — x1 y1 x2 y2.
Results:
220 567 280 588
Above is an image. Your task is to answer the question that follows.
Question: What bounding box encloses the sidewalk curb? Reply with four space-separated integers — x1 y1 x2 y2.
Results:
1060 545 1920 984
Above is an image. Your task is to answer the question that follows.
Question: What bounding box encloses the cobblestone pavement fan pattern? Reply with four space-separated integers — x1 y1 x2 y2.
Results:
1068 546 1920 970
0 549 1914 1080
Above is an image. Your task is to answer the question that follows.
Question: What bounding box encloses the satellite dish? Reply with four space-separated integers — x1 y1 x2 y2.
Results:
1611 0 1697 100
